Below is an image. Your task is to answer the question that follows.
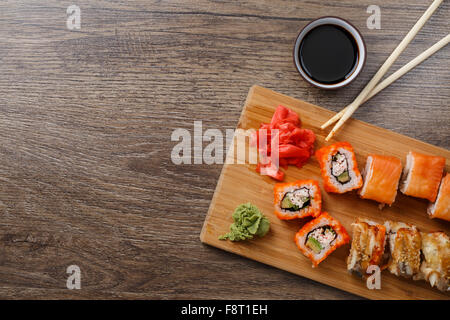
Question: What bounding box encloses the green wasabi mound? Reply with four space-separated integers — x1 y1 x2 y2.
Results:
219 202 270 241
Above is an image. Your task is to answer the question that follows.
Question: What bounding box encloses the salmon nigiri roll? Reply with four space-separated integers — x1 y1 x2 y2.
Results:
359 154 402 206
400 151 445 202
295 212 350 267
428 173 450 222
315 142 363 194
274 180 321 220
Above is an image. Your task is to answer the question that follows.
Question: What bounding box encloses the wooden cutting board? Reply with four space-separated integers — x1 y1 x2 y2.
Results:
200 85 450 300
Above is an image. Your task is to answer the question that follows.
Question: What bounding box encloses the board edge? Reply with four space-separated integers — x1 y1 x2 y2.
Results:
200 85 258 243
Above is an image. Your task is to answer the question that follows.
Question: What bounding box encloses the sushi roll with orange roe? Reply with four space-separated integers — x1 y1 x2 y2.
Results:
315 142 363 193
295 212 350 267
428 173 450 222
400 151 445 202
359 154 402 206
274 180 321 220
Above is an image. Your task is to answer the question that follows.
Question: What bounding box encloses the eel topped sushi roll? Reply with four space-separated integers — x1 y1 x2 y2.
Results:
400 151 445 202
384 221 421 278
359 154 402 206
274 179 321 220
315 142 363 193
295 212 350 267
347 218 387 276
414 231 449 292
346 218 450 291
428 173 450 222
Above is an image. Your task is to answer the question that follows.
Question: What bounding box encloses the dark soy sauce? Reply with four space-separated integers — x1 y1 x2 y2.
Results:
299 24 358 84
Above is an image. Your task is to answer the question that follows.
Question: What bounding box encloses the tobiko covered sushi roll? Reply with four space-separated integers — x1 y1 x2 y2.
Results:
274 179 321 220
295 212 350 267
315 142 363 193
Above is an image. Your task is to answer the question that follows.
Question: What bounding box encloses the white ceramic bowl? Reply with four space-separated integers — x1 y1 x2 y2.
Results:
293 16 366 89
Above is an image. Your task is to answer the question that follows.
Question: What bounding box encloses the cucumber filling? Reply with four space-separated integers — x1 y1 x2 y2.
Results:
305 226 337 254
280 187 311 211
306 237 322 254
337 171 350 184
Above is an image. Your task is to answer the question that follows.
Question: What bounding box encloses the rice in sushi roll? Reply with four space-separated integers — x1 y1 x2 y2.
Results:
295 212 350 267
359 154 402 206
413 231 449 292
274 179 322 220
400 151 445 202
384 221 421 278
315 142 363 194
428 173 450 222
347 218 387 276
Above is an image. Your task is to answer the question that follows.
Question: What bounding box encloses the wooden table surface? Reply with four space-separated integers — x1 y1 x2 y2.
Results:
0 0 448 299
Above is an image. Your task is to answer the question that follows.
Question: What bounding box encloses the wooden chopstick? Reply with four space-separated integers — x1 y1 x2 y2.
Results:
323 0 444 141
321 33 450 130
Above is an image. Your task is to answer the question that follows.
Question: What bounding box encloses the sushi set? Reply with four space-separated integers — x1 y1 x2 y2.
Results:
200 85 450 300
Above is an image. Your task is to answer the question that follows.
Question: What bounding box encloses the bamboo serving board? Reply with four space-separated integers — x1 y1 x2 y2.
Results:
200 85 450 300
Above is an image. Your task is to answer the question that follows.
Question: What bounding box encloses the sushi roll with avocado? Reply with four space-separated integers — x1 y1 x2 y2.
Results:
315 142 363 194
274 179 322 220
295 212 350 267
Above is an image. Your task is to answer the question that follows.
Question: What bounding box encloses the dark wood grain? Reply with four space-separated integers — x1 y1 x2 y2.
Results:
0 0 448 299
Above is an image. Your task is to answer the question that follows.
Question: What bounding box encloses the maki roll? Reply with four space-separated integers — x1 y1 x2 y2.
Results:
428 173 450 222
274 179 321 220
315 142 363 193
347 218 387 276
400 151 445 202
359 154 402 206
384 221 421 278
414 231 449 292
295 212 350 267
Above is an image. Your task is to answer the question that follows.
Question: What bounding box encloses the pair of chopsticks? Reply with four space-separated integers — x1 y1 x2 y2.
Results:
322 0 449 141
